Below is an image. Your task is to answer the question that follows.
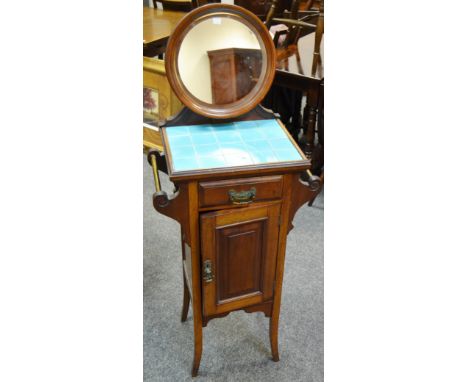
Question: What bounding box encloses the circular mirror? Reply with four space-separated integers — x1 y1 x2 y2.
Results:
165 4 276 119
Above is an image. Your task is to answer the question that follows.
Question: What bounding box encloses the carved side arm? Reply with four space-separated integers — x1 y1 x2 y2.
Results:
147 149 190 242
288 171 323 233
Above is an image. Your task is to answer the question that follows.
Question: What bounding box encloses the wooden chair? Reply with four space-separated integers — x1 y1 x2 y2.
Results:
266 0 318 47
197 0 221 4
235 0 291 21
311 0 323 77
153 0 194 12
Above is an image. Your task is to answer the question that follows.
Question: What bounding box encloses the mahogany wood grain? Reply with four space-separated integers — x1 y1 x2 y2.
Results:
187 181 203 377
243 300 273 316
288 172 322 231
148 170 319 375
198 175 283 208
151 182 191 244
269 173 293 362
217 221 264 301
200 202 281 316
203 300 273 326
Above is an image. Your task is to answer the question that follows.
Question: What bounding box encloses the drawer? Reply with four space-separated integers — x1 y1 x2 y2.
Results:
198 175 283 208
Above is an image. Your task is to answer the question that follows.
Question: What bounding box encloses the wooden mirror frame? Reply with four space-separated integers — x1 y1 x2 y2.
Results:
165 4 276 119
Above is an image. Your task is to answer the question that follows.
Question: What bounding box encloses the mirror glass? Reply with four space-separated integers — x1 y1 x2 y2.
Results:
177 16 265 105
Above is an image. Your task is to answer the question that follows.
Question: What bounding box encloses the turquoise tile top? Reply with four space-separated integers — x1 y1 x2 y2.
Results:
165 119 304 172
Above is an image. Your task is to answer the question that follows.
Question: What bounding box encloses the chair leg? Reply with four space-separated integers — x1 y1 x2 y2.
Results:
304 104 317 160
181 274 190 322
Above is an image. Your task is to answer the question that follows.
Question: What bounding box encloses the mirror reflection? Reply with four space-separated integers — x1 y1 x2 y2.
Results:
178 16 264 105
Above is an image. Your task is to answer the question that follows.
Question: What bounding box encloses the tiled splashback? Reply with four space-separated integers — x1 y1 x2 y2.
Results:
165 119 304 172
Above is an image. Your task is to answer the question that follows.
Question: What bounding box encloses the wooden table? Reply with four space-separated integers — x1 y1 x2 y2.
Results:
143 6 187 57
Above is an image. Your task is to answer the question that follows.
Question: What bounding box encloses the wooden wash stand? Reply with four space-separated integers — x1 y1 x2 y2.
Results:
146 4 321 377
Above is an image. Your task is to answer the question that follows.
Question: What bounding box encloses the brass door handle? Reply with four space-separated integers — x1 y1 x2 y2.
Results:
203 260 213 283
228 187 256 204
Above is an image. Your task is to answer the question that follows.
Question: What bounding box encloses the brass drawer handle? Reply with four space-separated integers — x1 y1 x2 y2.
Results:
228 187 256 204
203 260 213 283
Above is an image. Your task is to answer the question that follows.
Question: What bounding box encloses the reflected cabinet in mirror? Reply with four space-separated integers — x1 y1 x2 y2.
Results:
178 17 262 104
165 4 276 118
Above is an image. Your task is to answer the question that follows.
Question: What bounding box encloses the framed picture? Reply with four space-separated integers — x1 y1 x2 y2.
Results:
143 87 159 122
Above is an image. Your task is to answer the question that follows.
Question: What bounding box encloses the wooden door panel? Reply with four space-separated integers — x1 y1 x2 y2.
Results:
201 202 281 316
217 219 265 302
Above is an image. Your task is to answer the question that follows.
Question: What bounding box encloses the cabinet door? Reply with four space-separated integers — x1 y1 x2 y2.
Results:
200 202 281 316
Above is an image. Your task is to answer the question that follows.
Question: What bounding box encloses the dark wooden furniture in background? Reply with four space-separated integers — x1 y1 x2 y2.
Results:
265 0 324 175
207 48 262 104
235 0 291 20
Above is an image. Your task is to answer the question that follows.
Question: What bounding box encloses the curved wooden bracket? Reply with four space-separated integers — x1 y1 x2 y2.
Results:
152 184 190 243
147 148 191 243
288 172 323 233
304 172 322 205
153 189 177 210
